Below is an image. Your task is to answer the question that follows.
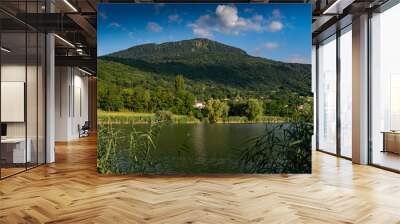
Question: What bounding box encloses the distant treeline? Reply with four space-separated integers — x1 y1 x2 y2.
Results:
98 74 313 123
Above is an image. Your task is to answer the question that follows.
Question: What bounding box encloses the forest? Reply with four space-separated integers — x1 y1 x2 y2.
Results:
98 61 312 123
98 38 312 123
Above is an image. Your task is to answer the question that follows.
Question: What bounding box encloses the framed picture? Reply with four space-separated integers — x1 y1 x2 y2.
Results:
97 3 312 174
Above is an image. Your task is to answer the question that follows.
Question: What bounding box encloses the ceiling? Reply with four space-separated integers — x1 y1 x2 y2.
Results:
0 0 392 74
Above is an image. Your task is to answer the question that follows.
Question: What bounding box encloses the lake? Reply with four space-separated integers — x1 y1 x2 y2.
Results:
114 123 269 174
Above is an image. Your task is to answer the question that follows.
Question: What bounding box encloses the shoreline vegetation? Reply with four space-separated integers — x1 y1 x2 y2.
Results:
98 110 289 125
98 38 313 127
97 38 313 174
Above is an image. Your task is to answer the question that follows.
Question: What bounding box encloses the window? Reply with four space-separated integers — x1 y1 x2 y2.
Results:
370 3 400 171
0 2 46 179
317 35 337 154
339 26 352 158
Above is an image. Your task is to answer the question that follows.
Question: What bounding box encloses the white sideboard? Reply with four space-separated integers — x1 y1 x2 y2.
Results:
1 138 32 163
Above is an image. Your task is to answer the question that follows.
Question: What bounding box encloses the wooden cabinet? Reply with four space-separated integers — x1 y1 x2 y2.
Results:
382 132 400 154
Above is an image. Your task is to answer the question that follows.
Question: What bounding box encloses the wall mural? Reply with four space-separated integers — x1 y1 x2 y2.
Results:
97 3 313 174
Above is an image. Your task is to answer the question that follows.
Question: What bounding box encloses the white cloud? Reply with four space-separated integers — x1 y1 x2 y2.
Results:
107 21 136 39
128 32 135 39
272 9 282 19
252 47 262 56
216 5 240 28
147 22 163 32
251 41 280 57
188 5 284 38
252 14 263 22
154 3 165 14
264 42 280 50
108 22 121 28
99 11 107 21
167 35 175 40
268 21 283 32
287 55 310 64
168 14 182 23
188 15 214 38
244 8 254 13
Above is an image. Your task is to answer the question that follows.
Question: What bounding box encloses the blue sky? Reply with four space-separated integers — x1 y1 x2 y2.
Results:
98 3 311 64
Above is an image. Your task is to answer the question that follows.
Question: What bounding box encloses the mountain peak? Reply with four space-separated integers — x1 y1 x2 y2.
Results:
100 38 311 97
107 38 248 60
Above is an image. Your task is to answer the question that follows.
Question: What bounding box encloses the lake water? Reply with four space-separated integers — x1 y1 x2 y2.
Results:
115 123 269 174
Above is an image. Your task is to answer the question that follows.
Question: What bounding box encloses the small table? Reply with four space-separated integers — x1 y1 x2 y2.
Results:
381 131 400 154
1 138 31 164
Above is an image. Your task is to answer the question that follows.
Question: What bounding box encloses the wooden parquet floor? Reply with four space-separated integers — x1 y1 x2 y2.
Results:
1 135 400 224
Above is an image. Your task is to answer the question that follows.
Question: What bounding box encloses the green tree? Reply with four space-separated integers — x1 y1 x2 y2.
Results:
206 99 229 123
228 100 246 116
175 75 185 92
122 88 134 110
152 87 175 111
128 87 151 112
173 90 195 115
264 100 282 116
143 90 151 111
245 99 263 120
98 83 124 111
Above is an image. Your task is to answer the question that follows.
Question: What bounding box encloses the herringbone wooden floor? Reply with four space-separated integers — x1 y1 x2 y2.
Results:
1 136 400 224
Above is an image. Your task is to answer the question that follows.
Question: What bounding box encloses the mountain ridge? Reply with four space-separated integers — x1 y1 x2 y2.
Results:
100 38 311 97
105 38 309 65
107 38 250 61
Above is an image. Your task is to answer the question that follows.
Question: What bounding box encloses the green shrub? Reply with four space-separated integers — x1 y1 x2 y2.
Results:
155 110 173 122
239 118 312 173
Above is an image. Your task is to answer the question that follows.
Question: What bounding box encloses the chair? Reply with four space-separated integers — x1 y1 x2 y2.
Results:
79 121 90 138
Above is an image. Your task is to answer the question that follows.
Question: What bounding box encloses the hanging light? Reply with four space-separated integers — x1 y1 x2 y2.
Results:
63 0 78 12
54 34 75 48
1 47 11 53
78 67 93 76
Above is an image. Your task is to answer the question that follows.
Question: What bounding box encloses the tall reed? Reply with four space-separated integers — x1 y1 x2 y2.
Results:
97 116 165 174
239 116 313 173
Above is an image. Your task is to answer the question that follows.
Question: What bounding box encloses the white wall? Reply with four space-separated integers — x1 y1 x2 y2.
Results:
1 82 25 122
55 66 70 141
1 64 25 81
0 65 41 138
1 63 46 164
72 73 89 138
55 67 89 141
1 64 26 138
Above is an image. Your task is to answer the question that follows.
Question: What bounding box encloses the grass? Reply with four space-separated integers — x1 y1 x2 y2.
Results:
239 119 313 173
222 116 288 124
98 111 155 124
97 120 165 174
98 110 288 124
170 115 200 124
98 110 200 124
